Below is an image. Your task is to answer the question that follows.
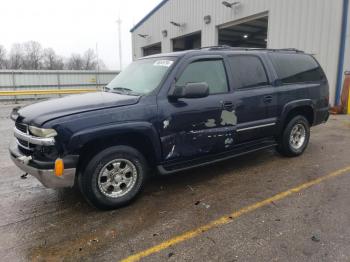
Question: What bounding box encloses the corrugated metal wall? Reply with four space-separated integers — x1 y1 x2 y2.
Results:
132 0 346 104
0 70 119 101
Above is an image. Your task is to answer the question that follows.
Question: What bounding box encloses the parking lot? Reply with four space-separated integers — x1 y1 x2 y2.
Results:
1 103 350 261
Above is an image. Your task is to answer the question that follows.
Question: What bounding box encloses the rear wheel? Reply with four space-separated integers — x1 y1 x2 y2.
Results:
79 146 148 210
277 115 310 157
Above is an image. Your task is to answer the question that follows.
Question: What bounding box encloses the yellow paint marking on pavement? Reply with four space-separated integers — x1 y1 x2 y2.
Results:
121 166 350 262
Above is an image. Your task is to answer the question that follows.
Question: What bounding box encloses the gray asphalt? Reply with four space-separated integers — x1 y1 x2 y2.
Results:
0 102 350 262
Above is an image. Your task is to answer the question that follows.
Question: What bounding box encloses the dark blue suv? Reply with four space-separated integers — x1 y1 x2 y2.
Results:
9 47 330 209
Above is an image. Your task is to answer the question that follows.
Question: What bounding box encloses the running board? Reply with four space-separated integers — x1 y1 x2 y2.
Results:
157 139 277 175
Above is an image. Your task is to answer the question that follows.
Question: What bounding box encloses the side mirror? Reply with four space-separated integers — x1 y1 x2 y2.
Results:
169 82 209 99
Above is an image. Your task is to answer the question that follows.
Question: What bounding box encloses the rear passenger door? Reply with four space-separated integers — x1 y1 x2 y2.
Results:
226 54 277 143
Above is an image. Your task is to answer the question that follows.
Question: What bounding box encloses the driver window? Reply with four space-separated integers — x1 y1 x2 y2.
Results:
176 59 229 94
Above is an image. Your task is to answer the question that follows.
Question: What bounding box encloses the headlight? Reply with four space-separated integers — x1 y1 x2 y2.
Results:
29 126 57 138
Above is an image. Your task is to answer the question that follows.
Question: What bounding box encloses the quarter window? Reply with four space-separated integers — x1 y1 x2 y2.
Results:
228 55 269 89
270 53 325 84
176 59 229 94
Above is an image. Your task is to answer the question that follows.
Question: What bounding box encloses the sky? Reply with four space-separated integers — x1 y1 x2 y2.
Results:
0 0 163 70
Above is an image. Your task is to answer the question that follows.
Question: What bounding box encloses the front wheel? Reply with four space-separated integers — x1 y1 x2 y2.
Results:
79 146 148 210
277 116 310 157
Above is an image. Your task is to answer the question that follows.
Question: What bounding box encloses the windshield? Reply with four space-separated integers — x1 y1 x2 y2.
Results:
106 57 176 95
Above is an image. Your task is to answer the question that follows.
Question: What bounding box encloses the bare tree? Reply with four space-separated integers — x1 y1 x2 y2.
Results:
0 45 7 69
82 48 98 70
42 48 64 70
4 41 108 70
8 43 24 69
22 41 43 69
66 54 84 70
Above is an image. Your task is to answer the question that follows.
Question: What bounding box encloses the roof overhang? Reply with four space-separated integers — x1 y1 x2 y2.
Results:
130 0 170 32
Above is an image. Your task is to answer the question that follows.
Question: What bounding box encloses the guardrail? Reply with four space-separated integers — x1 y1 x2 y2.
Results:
0 88 99 96
0 70 118 102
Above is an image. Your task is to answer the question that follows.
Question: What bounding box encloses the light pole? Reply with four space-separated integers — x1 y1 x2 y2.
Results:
116 18 122 71
95 42 99 89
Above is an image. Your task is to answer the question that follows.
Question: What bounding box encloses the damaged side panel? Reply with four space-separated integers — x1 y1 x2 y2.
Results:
221 110 237 126
160 109 238 161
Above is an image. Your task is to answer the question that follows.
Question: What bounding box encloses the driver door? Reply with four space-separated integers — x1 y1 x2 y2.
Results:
157 56 236 162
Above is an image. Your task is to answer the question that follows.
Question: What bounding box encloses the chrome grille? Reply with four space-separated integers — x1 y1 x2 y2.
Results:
17 138 29 147
15 122 28 133
15 121 36 152
13 121 55 150
18 146 32 156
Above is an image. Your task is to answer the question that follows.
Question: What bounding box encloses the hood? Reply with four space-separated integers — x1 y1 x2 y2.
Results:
17 92 140 126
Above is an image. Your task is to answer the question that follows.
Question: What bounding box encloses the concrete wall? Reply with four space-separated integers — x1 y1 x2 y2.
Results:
132 0 345 104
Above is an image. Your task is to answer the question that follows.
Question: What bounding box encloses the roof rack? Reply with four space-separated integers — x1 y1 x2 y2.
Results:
199 45 304 53
199 45 241 51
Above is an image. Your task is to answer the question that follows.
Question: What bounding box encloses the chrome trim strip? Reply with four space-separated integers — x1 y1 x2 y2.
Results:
14 127 55 146
237 123 276 132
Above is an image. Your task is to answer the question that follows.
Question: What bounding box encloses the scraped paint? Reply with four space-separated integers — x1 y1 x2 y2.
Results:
204 119 217 128
221 110 237 126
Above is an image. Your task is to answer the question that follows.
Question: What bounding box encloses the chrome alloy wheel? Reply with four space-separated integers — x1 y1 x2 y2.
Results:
97 159 138 198
289 123 306 150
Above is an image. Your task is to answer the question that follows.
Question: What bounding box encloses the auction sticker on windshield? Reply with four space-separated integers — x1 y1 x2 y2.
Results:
153 60 174 67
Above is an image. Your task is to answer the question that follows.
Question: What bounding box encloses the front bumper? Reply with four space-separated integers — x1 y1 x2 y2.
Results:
9 141 76 188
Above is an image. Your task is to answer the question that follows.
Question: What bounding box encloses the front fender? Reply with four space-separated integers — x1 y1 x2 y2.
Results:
67 122 162 162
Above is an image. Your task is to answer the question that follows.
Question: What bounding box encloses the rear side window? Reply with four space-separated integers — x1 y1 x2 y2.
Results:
270 53 325 84
176 59 229 94
228 55 269 89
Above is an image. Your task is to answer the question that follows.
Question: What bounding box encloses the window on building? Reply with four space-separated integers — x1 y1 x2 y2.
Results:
228 55 269 89
172 32 201 52
142 43 162 57
270 53 325 84
176 59 229 94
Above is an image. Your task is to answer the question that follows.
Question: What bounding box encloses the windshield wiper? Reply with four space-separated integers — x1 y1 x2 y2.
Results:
106 87 140 96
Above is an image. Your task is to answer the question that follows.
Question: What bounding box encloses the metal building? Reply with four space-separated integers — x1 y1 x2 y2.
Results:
131 0 350 105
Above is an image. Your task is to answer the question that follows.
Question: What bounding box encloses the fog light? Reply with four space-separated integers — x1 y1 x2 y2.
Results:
55 158 64 177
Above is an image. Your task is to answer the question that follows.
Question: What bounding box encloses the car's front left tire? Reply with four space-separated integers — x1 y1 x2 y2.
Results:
79 145 148 210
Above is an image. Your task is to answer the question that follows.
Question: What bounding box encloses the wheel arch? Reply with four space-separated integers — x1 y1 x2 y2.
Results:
280 100 316 130
68 122 161 174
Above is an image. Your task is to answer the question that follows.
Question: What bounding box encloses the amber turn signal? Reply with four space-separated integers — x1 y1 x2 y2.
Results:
55 158 64 177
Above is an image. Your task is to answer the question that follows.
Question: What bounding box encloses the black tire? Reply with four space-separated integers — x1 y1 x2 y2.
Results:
79 145 148 210
277 115 310 157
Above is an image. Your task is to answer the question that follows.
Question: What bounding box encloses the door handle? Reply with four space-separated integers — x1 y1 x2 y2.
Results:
263 95 273 104
221 101 234 110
